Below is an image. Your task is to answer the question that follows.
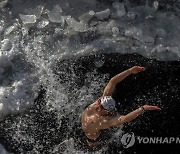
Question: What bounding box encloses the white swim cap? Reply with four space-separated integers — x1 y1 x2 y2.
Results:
100 96 116 110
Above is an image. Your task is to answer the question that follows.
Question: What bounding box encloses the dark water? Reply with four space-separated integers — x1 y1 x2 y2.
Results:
0 53 180 153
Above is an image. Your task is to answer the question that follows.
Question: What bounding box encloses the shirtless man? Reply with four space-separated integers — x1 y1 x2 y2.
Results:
81 66 161 147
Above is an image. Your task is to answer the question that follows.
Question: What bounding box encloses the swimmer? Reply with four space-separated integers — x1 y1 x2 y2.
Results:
81 66 161 147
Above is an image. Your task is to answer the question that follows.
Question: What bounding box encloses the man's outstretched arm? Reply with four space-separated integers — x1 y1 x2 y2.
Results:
103 66 146 96
99 105 161 129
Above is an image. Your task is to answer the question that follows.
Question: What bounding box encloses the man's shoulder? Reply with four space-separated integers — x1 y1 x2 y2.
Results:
85 99 99 109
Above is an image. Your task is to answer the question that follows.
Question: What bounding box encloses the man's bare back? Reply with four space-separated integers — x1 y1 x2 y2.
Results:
81 99 114 140
81 66 161 147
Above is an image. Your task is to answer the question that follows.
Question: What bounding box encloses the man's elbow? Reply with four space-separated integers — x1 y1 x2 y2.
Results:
110 78 118 85
111 115 126 127
121 115 135 124
118 115 129 124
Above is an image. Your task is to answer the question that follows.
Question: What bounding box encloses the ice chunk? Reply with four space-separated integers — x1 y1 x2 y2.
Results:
127 12 136 19
37 18 49 29
112 27 119 36
1 39 12 51
66 16 88 32
53 28 64 37
112 2 126 17
24 5 44 19
155 44 166 53
79 10 95 23
0 52 12 69
34 35 44 43
48 5 63 23
157 29 167 38
134 35 154 45
125 27 142 37
4 23 18 35
145 15 154 20
167 47 180 57
19 14 37 24
151 45 180 61
153 1 159 10
0 0 8 9
0 75 39 118
95 9 110 20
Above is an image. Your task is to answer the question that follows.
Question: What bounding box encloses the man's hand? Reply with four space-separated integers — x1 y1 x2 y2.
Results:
143 105 161 111
129 66 146 74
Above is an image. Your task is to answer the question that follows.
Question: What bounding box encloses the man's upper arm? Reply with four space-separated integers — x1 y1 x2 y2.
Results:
99 115 126 129
103 79 116 96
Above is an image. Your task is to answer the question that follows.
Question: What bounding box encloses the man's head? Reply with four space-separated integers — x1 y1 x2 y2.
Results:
97 96 116 114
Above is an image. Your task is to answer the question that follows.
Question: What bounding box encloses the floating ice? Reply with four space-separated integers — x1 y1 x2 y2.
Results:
0 39 12 51
79 10 95 23
48 5 63 23
97 20 118 36
151 45 180 60
19 14 37 24
34 35 44 43
24 5 44 19
157 29 167 38
95 8 110 20
97 22 111 35
4 23 18 35
167 47 180 57
0 48 40 119
0 52 12 68
153 1 159 10
127 12 137 19
112 27 119 36
134 35 154 45
154 44 166 53
66 16 88 32
0 0 8 9
125 27 142 37
37 18 49 29
0 75 39 119
112 2 126 17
